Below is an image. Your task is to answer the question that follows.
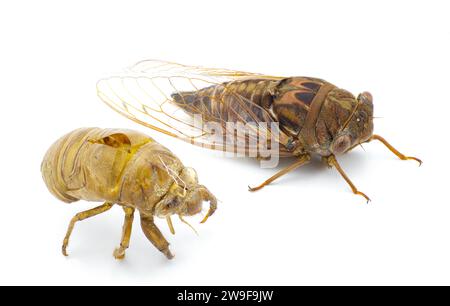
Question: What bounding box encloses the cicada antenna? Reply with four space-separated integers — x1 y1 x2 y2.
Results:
179 215 198 236
359 143 366 152
166 216 175 235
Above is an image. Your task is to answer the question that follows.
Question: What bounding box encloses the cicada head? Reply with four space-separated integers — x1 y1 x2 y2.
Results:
154 167 217 223
315 89 374 155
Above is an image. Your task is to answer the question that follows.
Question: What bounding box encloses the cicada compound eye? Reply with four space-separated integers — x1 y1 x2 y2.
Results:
331 134 352 155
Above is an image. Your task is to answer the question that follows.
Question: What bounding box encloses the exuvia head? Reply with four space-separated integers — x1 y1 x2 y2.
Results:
314 89 374 155
154 167 217 223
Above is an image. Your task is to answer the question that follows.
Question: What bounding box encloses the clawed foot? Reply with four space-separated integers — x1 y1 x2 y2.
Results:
113 247 126 260
163 248 174 260
403 156 422 166
370 134 422 166
62 238 70 257
62 244 69 257
248 185 263 192
355 190 371 203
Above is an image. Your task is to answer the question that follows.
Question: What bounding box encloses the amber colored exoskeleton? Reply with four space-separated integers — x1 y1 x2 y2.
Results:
96 60 421 201
41 127 217 260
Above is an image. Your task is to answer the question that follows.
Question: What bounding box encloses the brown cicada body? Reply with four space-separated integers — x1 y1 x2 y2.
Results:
97 61 421 201
41 127 216 260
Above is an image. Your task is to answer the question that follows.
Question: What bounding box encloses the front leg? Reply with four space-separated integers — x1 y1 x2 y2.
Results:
369 134 422 165
140 213 174 259
324 155 370 202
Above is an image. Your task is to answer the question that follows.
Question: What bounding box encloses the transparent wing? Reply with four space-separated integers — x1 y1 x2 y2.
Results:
97 60 293 157
128 59 284 81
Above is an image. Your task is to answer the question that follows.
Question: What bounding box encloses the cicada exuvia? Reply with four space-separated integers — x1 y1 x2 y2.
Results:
41 128 217 259
97 60 421 201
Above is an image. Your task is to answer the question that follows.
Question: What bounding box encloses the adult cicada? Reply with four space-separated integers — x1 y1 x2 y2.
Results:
97 60 421 201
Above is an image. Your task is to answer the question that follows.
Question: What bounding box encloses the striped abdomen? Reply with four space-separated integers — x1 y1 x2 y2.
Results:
171 77 331 138
171 79 278 125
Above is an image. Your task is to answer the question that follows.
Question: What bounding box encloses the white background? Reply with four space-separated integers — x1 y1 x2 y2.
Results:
0 0 449 285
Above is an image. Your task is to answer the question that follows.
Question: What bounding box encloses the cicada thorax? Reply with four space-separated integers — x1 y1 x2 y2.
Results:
271 77 356 155
270 77 331 135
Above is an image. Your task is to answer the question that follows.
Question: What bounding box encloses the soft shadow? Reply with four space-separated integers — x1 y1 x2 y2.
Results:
210 148 373 185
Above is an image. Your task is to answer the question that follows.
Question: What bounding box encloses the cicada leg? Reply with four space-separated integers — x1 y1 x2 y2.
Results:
140 213 174 260
370 134 422 165
113 206 135 260
62 202 114 256
325 155 370 202
248 154 311 191
166 216 175 235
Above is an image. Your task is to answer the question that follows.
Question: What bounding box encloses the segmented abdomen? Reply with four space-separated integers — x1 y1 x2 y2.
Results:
171 77 331 140
41 128 102 203
171 79 278 125
41 128 181 207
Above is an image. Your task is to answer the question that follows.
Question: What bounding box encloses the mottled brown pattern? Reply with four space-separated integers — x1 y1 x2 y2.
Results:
172 79 277 125
294 92 315 105
171 77 341 148
273 103 307 135
171 75 376 158
302 81 322 92
97 60 421 200
172 77 328 133
271 77 327 136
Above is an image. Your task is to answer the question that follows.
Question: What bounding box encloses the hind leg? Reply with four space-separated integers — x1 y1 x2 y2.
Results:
248 154 311 191
62 202 114 256
113 206 135 260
